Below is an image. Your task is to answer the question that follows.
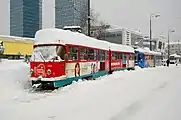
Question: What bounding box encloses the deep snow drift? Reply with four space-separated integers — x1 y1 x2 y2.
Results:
0 60 181 120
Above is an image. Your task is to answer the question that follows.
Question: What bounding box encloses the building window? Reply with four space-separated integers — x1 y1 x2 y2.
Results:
163 43 165 49
158 41 162 49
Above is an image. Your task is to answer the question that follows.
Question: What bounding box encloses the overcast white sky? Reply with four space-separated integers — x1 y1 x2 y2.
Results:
0 0 10 35
91 0 181 41
0 0 180 41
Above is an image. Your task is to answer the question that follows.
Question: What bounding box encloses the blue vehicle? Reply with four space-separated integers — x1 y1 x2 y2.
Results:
134 50 146 68
134 47 163 68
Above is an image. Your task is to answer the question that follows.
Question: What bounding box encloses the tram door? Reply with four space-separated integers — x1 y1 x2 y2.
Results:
108 49 112 74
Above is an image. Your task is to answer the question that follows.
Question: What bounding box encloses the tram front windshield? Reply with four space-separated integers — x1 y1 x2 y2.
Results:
31 45 66 61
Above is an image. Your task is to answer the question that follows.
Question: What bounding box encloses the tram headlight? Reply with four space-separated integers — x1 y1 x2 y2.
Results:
47 69 51 75
30 69 34 75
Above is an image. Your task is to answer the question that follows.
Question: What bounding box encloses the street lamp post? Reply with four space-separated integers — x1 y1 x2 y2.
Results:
149 15 152 50
87 0 91 36
0 41 4 62
149 14 160 51
167 29 175 59
178 40 180 55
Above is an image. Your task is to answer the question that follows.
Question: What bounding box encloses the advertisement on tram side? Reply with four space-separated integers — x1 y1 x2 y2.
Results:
128 60 135 68
111 61 123 70
65 61 100 77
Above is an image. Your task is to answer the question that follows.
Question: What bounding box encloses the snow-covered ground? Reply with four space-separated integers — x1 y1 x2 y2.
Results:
0 60 181 120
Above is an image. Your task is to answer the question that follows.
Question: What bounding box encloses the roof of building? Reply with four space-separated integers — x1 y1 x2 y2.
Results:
106 28 144 36
170 53 181 58
169 42 180 45
0 35 34 41
63 26 81 29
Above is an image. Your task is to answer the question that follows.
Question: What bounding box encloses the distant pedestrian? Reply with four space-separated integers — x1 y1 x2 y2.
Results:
176 59 178 66
24 54 29 63
166 59 170 67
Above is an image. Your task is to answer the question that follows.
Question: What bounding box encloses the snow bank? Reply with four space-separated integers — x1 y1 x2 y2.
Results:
0 60 181 120
0 60 30 102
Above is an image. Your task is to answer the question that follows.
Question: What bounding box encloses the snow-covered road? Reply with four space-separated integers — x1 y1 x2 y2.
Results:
0 60 181 120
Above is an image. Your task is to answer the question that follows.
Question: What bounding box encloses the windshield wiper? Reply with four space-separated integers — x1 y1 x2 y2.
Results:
38 51 45 62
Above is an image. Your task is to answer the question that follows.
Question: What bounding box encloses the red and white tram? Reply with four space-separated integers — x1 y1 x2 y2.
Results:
30 29 135 89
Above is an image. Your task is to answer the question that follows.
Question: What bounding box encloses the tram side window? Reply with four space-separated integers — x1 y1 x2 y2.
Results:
123 54 127 60
145 56 147 60
130 54 134 60
80 47 87 60
117 52 119 59
115 52 118 60
94 49 99 60
105 51 108 60
118 53 122 60
128 54 130 60
135 54 138 62
68 46 78 60
57 46 66 60
112 52 116 60
117 52 119 60
100 50 105 61
151 56 153 60
138 54 142 60
120 53 122 60
126 54 129 60
129 54 131 60
132 54 134 60
88 48 94 60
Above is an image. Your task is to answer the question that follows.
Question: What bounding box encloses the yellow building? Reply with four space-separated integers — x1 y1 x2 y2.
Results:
0 35 34 58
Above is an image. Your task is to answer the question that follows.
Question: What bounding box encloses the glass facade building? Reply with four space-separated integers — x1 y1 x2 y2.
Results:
10 0 42 38
55 0 88 28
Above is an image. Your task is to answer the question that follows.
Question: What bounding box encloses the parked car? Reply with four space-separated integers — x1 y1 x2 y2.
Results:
161 59 167 66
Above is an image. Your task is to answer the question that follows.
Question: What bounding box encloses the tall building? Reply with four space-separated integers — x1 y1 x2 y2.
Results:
143 36 166 52
165 41 181 55
55 0 88 28
10 0 42 38
98 28 143 46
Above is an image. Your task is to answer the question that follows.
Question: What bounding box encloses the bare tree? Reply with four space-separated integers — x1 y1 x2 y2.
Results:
79 8 110 38
80 8 100 35
96 20 110 39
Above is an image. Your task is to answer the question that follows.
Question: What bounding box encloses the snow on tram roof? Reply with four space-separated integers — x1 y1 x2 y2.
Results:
109 42 134 53
34 28 108 50
135 47 162 56
35 28 134 53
